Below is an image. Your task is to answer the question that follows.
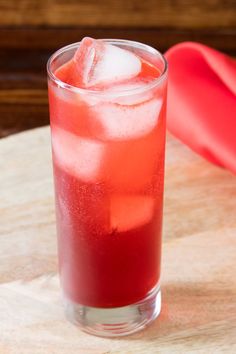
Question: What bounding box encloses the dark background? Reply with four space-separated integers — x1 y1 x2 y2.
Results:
0 0 236 138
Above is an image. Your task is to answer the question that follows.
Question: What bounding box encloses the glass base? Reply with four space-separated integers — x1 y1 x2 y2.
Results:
64 284 161 337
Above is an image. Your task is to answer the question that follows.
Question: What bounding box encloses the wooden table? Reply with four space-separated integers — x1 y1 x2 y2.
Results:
0 127 236 353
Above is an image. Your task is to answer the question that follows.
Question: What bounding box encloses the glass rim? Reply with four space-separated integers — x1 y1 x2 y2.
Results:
47 38 168 97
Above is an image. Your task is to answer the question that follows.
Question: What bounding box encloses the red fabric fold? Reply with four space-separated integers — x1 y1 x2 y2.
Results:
165 42 236 173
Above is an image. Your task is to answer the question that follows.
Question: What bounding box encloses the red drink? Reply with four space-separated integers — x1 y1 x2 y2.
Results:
47 38 167 336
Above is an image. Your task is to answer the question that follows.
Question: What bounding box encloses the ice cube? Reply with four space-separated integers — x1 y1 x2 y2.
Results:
105 81 153 105
73 37 141 88
104 130 159 192
92 98 163 140
110 195 155 232
51 127 105 182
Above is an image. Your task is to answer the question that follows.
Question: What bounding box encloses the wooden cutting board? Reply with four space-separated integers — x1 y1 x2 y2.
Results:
0 127 236 353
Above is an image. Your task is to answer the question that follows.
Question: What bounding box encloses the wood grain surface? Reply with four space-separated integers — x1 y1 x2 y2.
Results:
2 28 235 52
0 127 236 353
1 0 235 28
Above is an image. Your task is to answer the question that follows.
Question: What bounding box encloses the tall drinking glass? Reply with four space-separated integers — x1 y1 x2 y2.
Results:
47 39 168 337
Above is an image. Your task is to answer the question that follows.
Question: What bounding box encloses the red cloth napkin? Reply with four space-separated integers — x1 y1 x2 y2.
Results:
165 42 236 174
